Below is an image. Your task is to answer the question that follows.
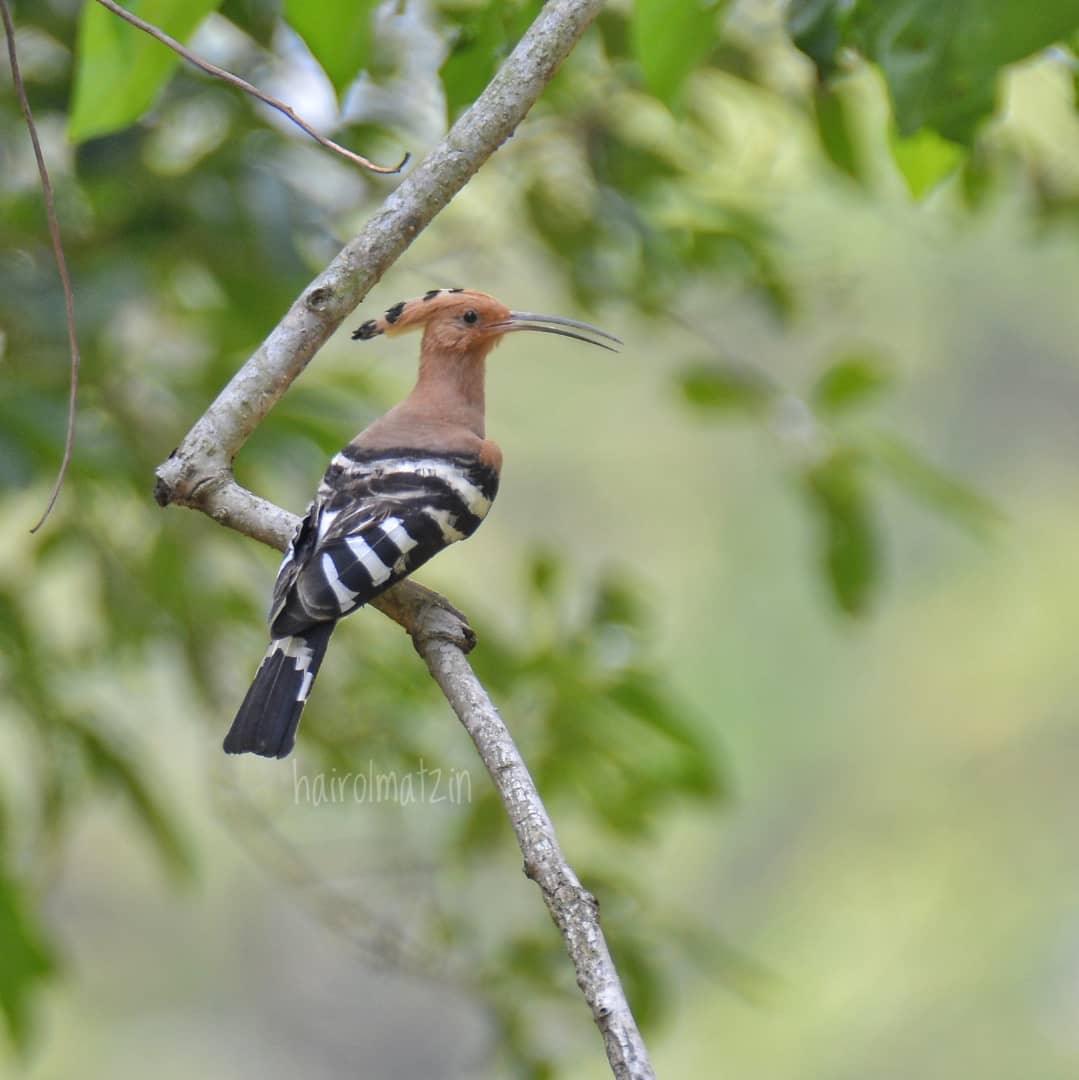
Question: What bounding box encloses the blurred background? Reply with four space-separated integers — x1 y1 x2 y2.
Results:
4 0 1079 1076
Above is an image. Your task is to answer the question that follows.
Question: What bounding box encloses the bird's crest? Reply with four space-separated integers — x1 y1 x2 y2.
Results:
351 288 469 341
351 290 621 352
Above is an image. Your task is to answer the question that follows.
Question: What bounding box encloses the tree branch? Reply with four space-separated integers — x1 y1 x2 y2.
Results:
154 1 656 1076
417 628 657 1077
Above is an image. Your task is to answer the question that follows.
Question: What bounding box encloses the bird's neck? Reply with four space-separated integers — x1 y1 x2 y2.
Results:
404 345 488 437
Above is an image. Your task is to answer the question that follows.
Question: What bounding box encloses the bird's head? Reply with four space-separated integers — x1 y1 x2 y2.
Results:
351 288 620 357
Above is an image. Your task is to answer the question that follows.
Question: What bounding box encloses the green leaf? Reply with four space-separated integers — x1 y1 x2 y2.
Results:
0 869 56 1054
890 126 964 199
440 2 505 117
219 0 279 48
865 432 1003 537
847 0 1079 143
679 363 775 416
591 575 646 631
803 450 880 616
813 81 864 184
787 0 849 80
72 721 196 882
811 352 893 416
69 0 225 143
285 0 378 97
526 549 562 599
631 0 724 105
959 140 1003 211
596 7 633 61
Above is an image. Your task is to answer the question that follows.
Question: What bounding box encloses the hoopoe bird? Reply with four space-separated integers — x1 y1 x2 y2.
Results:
224 288 620 758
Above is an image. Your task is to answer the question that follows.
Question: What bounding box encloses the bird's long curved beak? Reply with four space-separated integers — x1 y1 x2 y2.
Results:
494 312 622 352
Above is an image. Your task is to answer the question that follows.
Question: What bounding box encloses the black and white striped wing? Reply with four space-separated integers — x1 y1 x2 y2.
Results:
268 448 498 637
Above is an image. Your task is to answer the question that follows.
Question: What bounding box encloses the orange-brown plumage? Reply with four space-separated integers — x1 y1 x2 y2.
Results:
349 287 619 461
354 290 510 456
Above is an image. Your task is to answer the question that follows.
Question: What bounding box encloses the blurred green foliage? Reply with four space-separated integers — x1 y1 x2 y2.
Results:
4 0 1079 1075
790 0 1079 141
467 555 724 843
680 344 999 615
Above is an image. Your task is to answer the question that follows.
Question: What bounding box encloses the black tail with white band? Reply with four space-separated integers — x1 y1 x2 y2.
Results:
223 623 334 758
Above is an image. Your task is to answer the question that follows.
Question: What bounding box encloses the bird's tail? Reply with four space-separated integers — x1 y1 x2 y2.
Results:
223 622 335 758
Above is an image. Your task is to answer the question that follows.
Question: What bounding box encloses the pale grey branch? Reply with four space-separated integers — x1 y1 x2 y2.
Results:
154 1 655 1076
418 631 657 1078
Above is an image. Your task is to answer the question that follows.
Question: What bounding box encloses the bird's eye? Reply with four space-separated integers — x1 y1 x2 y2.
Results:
462 310 479 325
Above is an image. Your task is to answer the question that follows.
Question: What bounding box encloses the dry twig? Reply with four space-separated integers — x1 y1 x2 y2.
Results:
2 0 82 533
93 0 408 175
